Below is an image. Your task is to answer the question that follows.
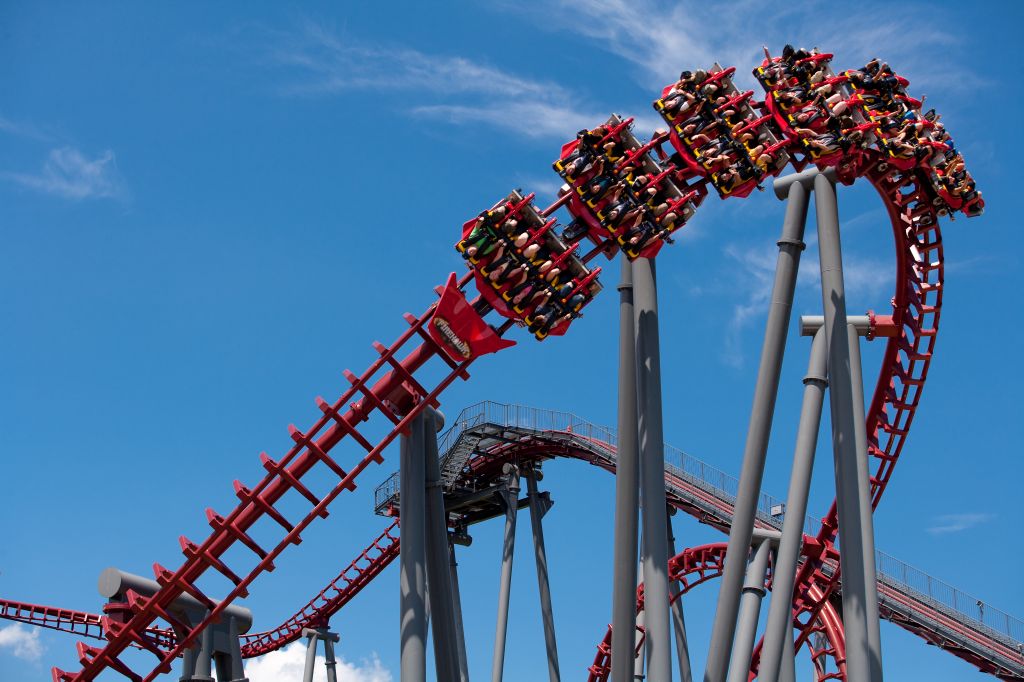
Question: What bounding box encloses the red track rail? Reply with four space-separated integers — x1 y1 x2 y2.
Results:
238 520 400 658
0 600 176 653
52 274 488 682
585 544 846 681
39 50 975 681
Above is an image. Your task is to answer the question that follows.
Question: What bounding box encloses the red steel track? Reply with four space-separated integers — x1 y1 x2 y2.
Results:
0 49 994 681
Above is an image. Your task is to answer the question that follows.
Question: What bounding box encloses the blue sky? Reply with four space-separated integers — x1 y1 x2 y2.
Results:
1 2 1021 680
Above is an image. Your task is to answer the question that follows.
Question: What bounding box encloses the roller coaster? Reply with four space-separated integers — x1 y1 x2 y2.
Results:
2 45 1018 682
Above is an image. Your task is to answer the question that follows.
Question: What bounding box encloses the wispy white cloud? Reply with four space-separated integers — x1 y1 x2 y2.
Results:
245 641 391 682
0 114 50 141
0 624 44 662
262 19 612 141
927 512 994 535
4 146 125 200
510 0 972 95
720 240 891 367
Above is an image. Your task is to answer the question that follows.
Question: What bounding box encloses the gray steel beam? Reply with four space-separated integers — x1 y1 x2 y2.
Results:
423 407 461 682
449 537 470 682
847 322 884 672
491 465 520 682
526 467 561 682
814 173 883 682
759 328 828 682
800 315 872 337
226 616 246 682
779 634 795 682
302 632 317 682
667 509 693 682
772 166 837 200
726 539 773 682
632 256 671 682
705 177 810 682
323 635 338 682
400 412 428 682
612 255 642 682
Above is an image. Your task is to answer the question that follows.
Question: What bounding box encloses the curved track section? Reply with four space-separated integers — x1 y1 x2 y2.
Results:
584 544 846 681
238 520 400 658
26 49 986 682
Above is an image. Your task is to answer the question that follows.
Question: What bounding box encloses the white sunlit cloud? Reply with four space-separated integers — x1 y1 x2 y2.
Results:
511 0 973 97
264 19 628 141
720 240 891 368
4 146 125 200
0 624 44 662
245 641 391 682
927 512 994 536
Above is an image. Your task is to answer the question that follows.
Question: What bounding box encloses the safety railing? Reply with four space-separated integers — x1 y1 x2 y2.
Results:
372 401 1023 654
876 549 1024 648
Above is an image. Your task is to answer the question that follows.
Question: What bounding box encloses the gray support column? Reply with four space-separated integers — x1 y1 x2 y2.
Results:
778 634 795 682
449 537 470 682
400 413 428 682
612 255 642 682
666 509 693 682
190 623 214 682
323 634 339 682
632 256 671 682
847 322 884 671
526 467 561 682
180 644 198 682
725 540 773 682
423 408 461 682
814 173 882 682
302 631 318 682
705 178 810 682
491 465 520 682
635 555 646 682
227 616 247 682
759 328 828 682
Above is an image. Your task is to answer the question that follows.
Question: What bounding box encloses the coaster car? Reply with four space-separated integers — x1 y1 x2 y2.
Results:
657 64 788 198
455 190 604 340
556 115 699 260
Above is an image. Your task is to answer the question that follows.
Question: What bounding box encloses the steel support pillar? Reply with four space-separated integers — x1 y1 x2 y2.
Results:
449 537 470 682
779 634 796 682
705 177 810 682
759 328 828 682
632 256 671 682
612 255 642 682
224 617 247 682
301 628 340 682
189 624 214 682
526 466 561 682
491 464 520 682
422 408 461 682
666 508 693 682
302 632 317 682
847 321 884 670
400 412 428 682
814 173 883 681
726 540 773 682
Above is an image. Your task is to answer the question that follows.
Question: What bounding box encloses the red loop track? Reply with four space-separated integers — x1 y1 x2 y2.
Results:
7 48 985 682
